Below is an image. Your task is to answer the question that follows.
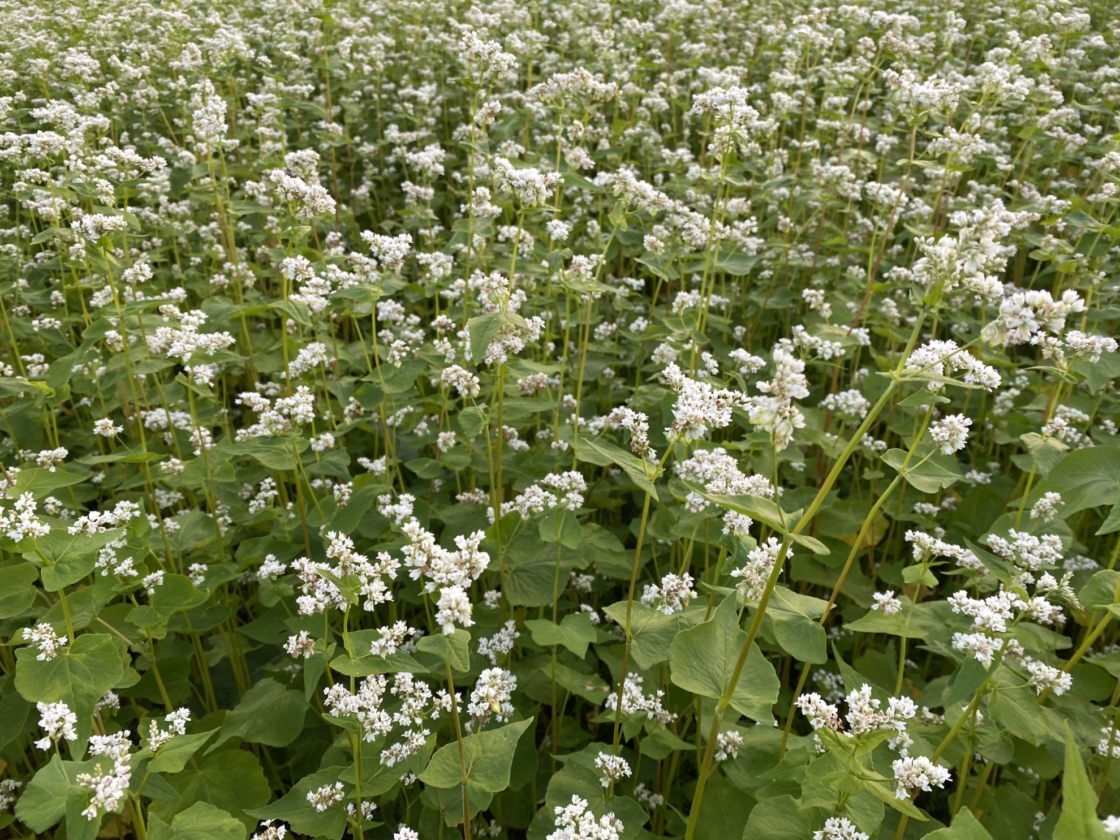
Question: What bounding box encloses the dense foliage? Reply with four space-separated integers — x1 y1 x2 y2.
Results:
2 0 1120 838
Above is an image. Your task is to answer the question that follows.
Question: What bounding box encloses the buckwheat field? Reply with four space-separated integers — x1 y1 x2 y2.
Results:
3 0 1120 838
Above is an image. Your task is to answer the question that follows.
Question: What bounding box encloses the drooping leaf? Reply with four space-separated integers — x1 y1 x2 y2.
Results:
14 633 126 752
1053 723 1109 840
668 597 779 722
148 802 247 840
219 678 307 747
419 717 534 794
882 447 962 494
1033 447 1120 514
924 807 993 840
245 768 347 840
524 613 597 658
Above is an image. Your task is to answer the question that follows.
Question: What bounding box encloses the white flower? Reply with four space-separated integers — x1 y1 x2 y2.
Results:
891 755 951 799
35 701 78 750
307 782 346 812
546 795 624 840
872 591 902 615
285 631 316 659
93 418 123 437
1030 492 1063 523
594 752 632 787
24 623 67 661
929 414 971 454
815 816 870 840
1024 658 1072 696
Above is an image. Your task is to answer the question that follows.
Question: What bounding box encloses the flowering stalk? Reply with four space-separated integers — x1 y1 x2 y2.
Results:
685 313 927 840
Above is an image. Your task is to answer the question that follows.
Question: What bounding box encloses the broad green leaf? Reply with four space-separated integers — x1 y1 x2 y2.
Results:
668 597 779 722
538 509 583 548
419 717 534 793
219 678 307 748
924 807 993 839
148 802 247 840
151 749 270 832
417 628 472 672
245 768 347 840
639 724 693 759
14 753 94 833
576 437 658 497
1033 447 1120 514
328 629 425 678
741 794 813 840
986 669 1058 745
704 492 830 555
0 562 37 618
148 729 219 774
233 437 307 471
1020 433 1069 478
882 448 961 493
692 771 750 840
27 528 124 592
553 662 610 703
771 609 827 663
11 466 91 499
14 633 126 752
126 574 208 629
537 761 647 840
1079 570 1119 610
525 613 597 658
1054 723 1109 840
469 311 510 365
602 601 696 669
503 529 584 607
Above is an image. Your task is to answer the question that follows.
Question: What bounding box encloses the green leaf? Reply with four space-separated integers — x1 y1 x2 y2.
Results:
1033 447 1120 514
467 311 524 365
245 768 347 840
270 299 311 328
882 448 961 493
924 807 993 840
127 575 209 629
11 466 91 499
576 437 658 497
148 729 218 775
1079 570 1119 610
771 609 827 663
668 597 779 722
691 771 750 840
538 509 583 548
417 628 472 672
1054 723 1109 840
715 252 758 276
741 794 813 840
148 802 247 840
219 679 307 747
28 527 125 592
502 529 583 608
0 562 37 618
233 437 306 471
457 406 487 438
152 749 271 832
14 753 93 833
419 717 534 794
1020 433 1069 478
524 613 597 658
1096 505 1120 536
986 669 1057 745
602 601 689 669
704 492 829 555
15 633 126 752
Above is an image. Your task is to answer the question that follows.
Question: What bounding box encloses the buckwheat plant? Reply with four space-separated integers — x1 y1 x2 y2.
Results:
1 0 1120 838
